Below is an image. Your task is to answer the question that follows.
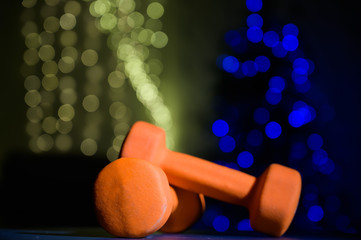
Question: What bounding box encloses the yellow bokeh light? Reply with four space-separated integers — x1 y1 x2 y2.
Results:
26 122 42 136
108 71 125 88
117 0 136 14
109 102 127 119
22 0 37 8
39 45 55 61
42 75 59 91
37 134 54 151
24 75 41 91
61 47 78 61
113 122 129 136
81 49 98 67
100 13 117 30
58 56 75 73
22 21 38 36
43 16 60 33
60 13 77 30
138 29 153 46
151 31 168 48
26 106 44 123
58 104 75 121
42 60 58 76
127 12 144 28
42 116 57 134
138 83 158 103
55 134 73 151
83 95 100 112
24 48 39 66
106 147 118 161
60 88 77 105
45 0 60 7
64 1 82 16
60 31 77 46
25 33 41 49
25 90 42 107
147 2 164 20
56 119 73 134
59 76 76 90
112 135 125 152
80 138 97 156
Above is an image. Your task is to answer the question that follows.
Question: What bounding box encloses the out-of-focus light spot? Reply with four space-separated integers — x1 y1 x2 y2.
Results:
39 45 55 61
58 104 75 122
64 1 82 16
237 219 253 231
25 33 41 49
242 60 258 77
58 56 75 73
212 120 229 137
307 133 323 150
37 134 54 151
319 159 335 175
55 134 72 152
265 88 282 105
265 121 282 139
56 119 72 134
24 75 41 91
247 26 263 43
295 80 311 93
336 216 350 232
42 60 58 76
42 75 58 91
288 107 312 127
282 23 299 37
100 13 117 30
80 138 97 156
59 13 76 30
237 151 254 168
147 2 164 19
62 47 78 61
312 149 328 166
22 0 37 8
269 76 285 91
247 129 263 147
263 31 279 48
108 71 125 88
212 215 230 232
247 13 263 28
224 30 241 47
25 90 42 107
222 56 239 73
42 116 57 134
219 136 236 153
293 100 307 110
293 58 309 74
325 195 341 213
290 142 307 159
246 0 263 12
43 16 60 33
254 56 270 72
45 0 60 7
60 88 77 105
307 59 315 74
109 102 127 119
83 95 100 112
292 72 308 84
24 49 39 66
307 205 324 222
253 107 269 125
26 107 43 123
127 12 144 28
282 35 299 51
81 49 98 67
272 42 288 58
151 31 168 48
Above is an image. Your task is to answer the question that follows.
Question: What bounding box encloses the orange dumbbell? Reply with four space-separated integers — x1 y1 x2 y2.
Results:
121 121 302 237
94 157 205 238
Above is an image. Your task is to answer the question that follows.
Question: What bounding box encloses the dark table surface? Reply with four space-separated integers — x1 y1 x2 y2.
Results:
0 228 360 240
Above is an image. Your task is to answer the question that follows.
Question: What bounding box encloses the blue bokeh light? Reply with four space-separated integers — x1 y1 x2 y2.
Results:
307 205 324 222
242 60 258 77
263 31 279 48
272 42 288 58
247 13 263 28
224 30 241 47
265 88 282 105
319 158 335 175
282 23 299 37
237 151 254 168
312 149 328 166
237 219 253 231
307 133 324 150
307 59 315 74
254 56 270 72
222 56 239 73
295 80 311 93
247 26 263 43
247 129 263 147
265 121 282 139
253 107 270 125
282 35 299 51
219 136 236 152
288 107 312 128
292 72 308 84
269 76 286 91
212 120 229 137
213 215 230 232
293 58 309 74
246 0 262 12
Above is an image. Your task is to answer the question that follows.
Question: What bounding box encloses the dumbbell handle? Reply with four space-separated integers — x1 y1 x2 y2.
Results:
163 150 256 206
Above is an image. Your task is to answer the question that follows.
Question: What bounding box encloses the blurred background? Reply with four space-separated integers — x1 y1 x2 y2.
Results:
0 0 360 236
